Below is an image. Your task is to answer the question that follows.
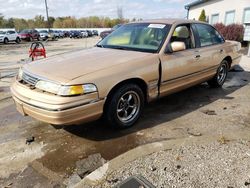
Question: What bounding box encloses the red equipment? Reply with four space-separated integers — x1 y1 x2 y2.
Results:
29 42 46 61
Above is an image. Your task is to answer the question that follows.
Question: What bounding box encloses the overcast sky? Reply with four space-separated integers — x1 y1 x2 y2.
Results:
0 0 192 19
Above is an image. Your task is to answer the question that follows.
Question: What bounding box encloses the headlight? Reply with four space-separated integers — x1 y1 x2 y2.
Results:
35 80 61 94
57 84 97 96
17 68 23 80
35 81 97 96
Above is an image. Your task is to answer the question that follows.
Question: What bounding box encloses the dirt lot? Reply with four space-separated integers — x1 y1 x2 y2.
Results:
0 39 249 187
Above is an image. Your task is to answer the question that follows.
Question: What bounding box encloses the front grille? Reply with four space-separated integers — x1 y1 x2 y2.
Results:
22 72 39 86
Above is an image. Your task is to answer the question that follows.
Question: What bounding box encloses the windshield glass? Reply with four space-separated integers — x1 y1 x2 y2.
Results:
98 23 170 53
0 31 6 34
40 30 48 33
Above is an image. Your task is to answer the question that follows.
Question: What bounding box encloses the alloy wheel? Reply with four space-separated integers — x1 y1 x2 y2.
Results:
116 91 140 123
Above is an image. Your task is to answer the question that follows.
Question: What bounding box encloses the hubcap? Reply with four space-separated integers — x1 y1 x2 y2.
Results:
117 91 140 123
217 64 227 84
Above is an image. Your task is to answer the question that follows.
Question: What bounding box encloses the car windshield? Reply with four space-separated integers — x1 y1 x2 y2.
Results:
98 23 170 53
40 30 48 33
0 31 6 34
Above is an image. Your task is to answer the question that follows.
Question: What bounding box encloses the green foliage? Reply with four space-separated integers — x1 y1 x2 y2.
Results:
0 13 129 30
199 9 207 22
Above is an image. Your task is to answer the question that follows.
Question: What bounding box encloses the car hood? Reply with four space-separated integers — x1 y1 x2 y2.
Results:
24 47 153 84
0 34 6 37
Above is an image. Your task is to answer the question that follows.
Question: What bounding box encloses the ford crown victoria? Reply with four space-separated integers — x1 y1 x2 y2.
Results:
11 19 242 128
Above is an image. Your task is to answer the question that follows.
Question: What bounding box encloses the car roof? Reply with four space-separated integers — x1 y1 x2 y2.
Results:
133 18 208 25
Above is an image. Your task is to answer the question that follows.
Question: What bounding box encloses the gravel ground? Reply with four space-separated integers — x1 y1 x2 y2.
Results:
99 140 250 188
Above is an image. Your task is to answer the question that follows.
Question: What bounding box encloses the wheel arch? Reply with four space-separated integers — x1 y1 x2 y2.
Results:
104 78 148 111
223 56 232 69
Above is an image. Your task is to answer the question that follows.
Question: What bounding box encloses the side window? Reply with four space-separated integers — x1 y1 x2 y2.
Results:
194 24 224 47
171 25 195 49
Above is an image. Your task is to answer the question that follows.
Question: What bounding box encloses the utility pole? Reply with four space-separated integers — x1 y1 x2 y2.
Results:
44 0 50 30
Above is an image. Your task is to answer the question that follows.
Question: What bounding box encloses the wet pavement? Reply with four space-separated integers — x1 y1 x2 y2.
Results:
0 66 250 187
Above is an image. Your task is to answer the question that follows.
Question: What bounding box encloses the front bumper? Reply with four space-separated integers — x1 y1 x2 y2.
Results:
11 80 104 125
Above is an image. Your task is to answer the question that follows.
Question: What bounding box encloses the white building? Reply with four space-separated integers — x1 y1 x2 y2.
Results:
185 0 250 25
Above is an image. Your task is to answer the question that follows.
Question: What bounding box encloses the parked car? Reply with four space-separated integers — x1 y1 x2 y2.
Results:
81 30 88 38
50 30 60 38
19 29 40 41
46 30 55 40
100 24 122 39
69 31 82 38
11 19 242 128
38 30 49 41
63 31 70 38
58 30 64 38
0 30 21 44
92 30 99 36
86 30 93 37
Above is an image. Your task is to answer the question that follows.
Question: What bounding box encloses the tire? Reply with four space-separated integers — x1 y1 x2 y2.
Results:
104 84 144 128
208 60 229 88
29 37 33 42
3 38 8 44
15 37 21 44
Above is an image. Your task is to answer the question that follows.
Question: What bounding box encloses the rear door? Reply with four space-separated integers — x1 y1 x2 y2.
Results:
192 23 225 72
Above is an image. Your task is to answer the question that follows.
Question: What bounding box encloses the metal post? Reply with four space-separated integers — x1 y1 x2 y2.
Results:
44 0 50 30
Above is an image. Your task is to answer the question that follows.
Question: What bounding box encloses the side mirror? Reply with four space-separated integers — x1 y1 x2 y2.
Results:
166 41 186 53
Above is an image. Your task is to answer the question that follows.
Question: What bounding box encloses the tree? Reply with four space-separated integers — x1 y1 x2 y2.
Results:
199 9 207 22
34 15 45 28
13 18 29 31
0 13 4 27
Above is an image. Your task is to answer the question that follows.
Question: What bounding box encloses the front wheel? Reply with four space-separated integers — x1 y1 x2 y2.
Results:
3 38 8 44
104 84 144 129
208 60 229 87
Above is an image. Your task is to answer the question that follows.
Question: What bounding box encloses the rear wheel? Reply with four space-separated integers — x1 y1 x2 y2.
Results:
208 60 228 87
104 84 144 129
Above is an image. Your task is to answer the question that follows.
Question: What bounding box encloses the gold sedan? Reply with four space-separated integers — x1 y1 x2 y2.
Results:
11 19 242 128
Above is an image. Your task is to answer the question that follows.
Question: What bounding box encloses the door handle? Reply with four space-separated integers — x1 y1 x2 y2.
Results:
219 49 224 53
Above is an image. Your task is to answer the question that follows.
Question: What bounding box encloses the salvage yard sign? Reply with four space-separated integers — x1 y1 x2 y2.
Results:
244 24 250 57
